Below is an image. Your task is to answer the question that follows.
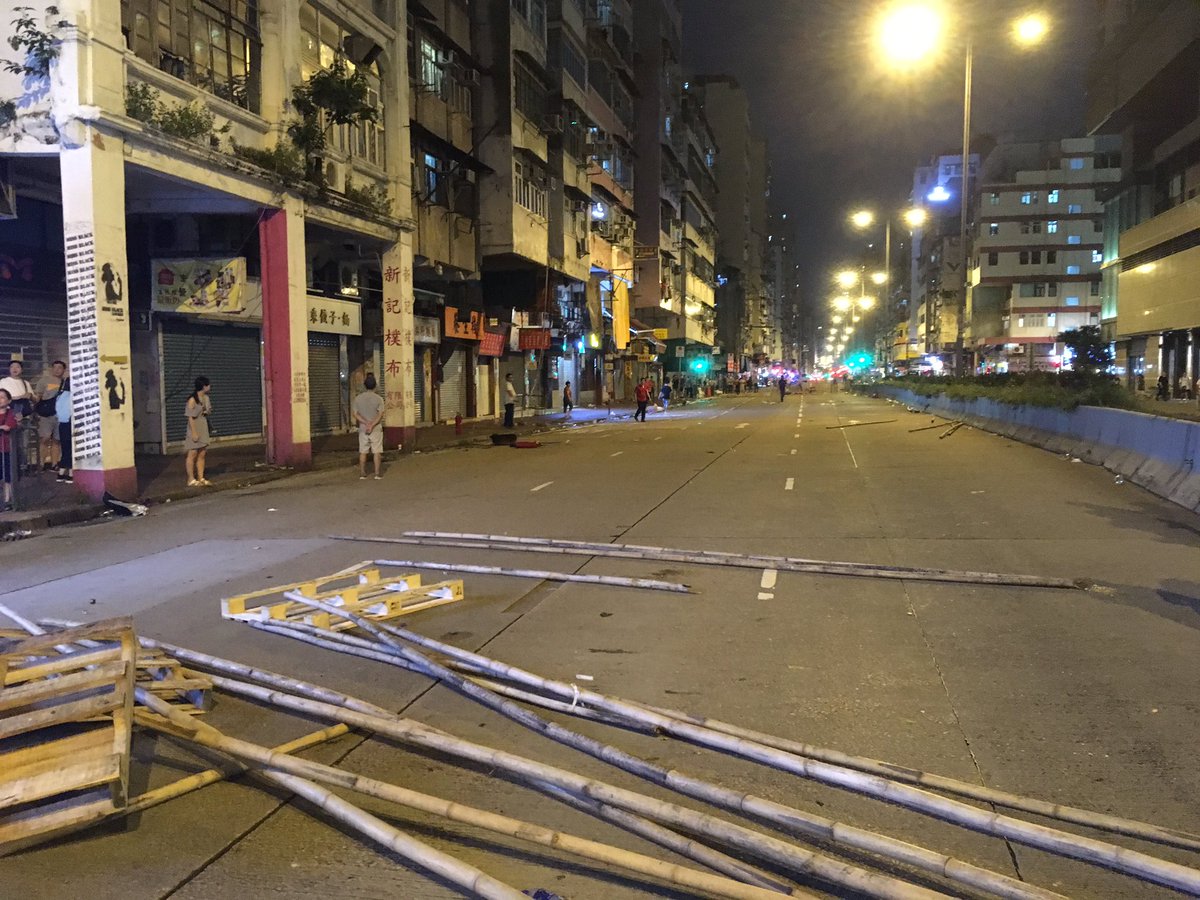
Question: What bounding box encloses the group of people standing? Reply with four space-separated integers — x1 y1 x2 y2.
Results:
0 359 73 510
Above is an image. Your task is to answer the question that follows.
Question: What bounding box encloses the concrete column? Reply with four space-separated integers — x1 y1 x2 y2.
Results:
382 236 416 448
259 198 312 467
60 133 135 500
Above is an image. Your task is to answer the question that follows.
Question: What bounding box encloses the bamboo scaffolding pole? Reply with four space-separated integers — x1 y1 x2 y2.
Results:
133 689 528 900
825 420 898 429
276 598 1050 900
939 423 966 440
329 533 1080 590
369 558 691 593
909 421 960 434
199 671 949 900
358 619 1200 893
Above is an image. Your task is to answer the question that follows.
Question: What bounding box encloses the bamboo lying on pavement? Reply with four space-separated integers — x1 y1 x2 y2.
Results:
370 558 692 593
279 598 1052 900
330 532 1080 589
134 689 529 900
134 695 802 900
357 620 1200 897
201 671 949 900
939 422 966 440
825 420 898 429
909 421 959 434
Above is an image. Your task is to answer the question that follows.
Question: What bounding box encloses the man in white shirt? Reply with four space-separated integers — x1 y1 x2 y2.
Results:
503 373 517 428
0 360 32 418
353 374 386 480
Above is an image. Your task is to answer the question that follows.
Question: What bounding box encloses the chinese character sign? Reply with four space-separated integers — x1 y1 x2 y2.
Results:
151 258 246 314
444 307 484 341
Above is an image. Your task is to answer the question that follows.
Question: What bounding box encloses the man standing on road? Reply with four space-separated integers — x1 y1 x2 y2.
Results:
659 379 672 410
354 374 385 480
778 374 787 402
503 373 517 427
634 377 651 422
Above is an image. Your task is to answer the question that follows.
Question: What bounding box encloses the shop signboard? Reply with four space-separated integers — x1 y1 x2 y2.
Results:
444 306 484 340
653 328 668 340
675 346 685 358
306 295 361 335
479 328 507 357
413 315 440 345
518 327 551 350
152 258 247 315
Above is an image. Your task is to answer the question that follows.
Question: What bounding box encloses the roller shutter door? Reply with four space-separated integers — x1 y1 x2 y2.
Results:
162 320 262 443
413 352 426 422
308 333 344 435
439 347 467 420
0 294 68 375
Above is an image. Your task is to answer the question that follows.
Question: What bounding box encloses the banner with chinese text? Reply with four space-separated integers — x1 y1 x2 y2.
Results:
152 258 246 315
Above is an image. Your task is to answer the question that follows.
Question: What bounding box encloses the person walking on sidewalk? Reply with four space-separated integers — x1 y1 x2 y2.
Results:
503 373 517 428
0 388 19 509
634 378 651 422
55 376 72 483
562 380 574 415
184 375 213 487
778 374 788 402
34 359 65 471
354 373 385 480
659 380 672 411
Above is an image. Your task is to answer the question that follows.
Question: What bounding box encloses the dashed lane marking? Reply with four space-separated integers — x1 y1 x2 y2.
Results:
785 477 795 491
735 423 749 429
757 592 775 601
531 481 554 492
761 569 778 590
610 451 623 457
790 449 797 455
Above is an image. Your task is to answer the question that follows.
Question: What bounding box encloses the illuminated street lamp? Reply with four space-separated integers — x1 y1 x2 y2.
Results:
835 270 859 289
850 210 875 229
832 295 853 312
875 5 1051 375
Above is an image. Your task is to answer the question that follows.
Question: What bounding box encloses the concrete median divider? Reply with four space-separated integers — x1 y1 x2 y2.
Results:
876 387 1200 515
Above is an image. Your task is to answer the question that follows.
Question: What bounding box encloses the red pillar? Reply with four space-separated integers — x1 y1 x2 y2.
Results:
259 207 312 467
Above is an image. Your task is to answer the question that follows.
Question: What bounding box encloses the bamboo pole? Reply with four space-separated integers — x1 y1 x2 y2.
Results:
939 423 966 440
359 619 1200 894
277 598 1049 900
329 533 1080 589
909 421 959 434
199 671 949 900
133 689 528 900
825 420 898 429
369 558 691 593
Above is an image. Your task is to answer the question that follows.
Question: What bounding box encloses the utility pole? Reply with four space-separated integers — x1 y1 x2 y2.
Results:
954 35 974 377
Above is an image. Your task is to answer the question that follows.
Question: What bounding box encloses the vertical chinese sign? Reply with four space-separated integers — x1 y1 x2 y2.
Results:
381 239 416 446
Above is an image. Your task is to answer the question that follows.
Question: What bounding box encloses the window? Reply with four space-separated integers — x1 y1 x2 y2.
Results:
988 223 999 235
1047 220 1058 234
1020 191 1039 205
124 0 261 111
511 0 545 39
1019 250 1029 265
664 115 672 138
1068 203 1083 214
1048 283 1058 297
1020 222 1030 234
1047 313 1056 326
1092 250 1103 263
1033 282 1047 297
514 57 547 123
1065 296 1080 306
1017 316 1025 327
1048 190 1060 204
1066 265 1081 275
1047 251 1057 264
514 158 548 218
418 38 443 94
1031 250 1042 264
556 30 587 88
989 192 1000 205
1067 234 1081 245
1020 283 1038 298
1090 281 1101 296
987 251 998 266
419 151 446 205
1069 158 1085 170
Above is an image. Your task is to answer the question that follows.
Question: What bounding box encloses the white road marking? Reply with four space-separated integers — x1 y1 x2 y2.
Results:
530 481 554 492
610 451 623 457
793 433 799 439
757 592 775 601
784 477 795 491
842 429 859 469
735 423 749 429
790 448 797 455
654 436 663 441
760 569 777 590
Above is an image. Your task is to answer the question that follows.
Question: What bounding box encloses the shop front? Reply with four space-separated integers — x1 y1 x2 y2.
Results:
305 295 361 436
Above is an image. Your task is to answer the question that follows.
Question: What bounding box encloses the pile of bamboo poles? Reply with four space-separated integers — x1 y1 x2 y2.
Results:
9 601 1199 898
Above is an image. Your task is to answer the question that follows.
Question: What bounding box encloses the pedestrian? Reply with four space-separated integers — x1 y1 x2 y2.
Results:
778 374 787 402
659 379 672 410
1177 375 1192 401
55 375 72 483
0 388 18 509
184 375 212 487
562 380 574 415
1156 372 1169 400
354 373 385 480
634 377 651 422
0 360 32 419
503 373 517 428
34 359 66 471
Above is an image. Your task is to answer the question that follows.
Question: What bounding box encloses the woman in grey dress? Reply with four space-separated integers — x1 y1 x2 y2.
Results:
184 375 212 487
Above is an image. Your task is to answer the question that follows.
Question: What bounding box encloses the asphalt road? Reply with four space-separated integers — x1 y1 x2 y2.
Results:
3 390 1199 899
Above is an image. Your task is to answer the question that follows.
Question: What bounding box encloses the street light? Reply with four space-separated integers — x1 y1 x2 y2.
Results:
835 270 859 289
850 210 876 229
870 272 887 286
833 295 853 312
876 6 1050 375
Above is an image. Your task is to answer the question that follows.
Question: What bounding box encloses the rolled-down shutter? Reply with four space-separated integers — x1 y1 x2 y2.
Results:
413 351 426 422
162 320 262 443
308 333 344 435
439 348 467 420
0 294 68 376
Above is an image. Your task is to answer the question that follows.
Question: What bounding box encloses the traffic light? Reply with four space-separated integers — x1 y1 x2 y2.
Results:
691 357 709 374
846 352 873 370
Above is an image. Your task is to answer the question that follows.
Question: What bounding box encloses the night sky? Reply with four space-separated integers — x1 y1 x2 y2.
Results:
681 0 1095 307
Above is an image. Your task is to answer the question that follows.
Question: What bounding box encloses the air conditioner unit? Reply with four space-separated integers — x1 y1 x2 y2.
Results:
324 160 348 194
458 66 480 86
436 49 455 66
542 113 565 133
590 140 616 157
569 199 588 213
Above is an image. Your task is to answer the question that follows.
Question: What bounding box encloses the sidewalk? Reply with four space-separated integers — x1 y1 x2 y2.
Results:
0 399 712 535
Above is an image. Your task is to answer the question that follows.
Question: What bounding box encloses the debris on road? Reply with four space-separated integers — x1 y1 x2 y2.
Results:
824 419 898 429
331 531 1083 590
939 422 966 440
6 598 1200 899
367 557 692 593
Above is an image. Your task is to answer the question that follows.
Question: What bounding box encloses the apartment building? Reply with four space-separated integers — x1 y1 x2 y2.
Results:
1088 0 1200 392
967 137 1122 372
0 0 417 498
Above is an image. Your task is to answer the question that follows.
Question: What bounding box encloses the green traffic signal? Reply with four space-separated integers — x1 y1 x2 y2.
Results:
691 358 708 373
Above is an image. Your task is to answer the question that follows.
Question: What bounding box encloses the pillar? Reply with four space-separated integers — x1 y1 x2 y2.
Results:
381 236 417 449
61 132 136 500
259 198 312 467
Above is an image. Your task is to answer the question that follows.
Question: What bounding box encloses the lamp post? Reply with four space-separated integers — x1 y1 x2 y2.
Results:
848 206 927 371
875 5 1050 375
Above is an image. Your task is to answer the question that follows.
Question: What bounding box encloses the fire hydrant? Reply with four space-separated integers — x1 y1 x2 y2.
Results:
454 413 463 435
